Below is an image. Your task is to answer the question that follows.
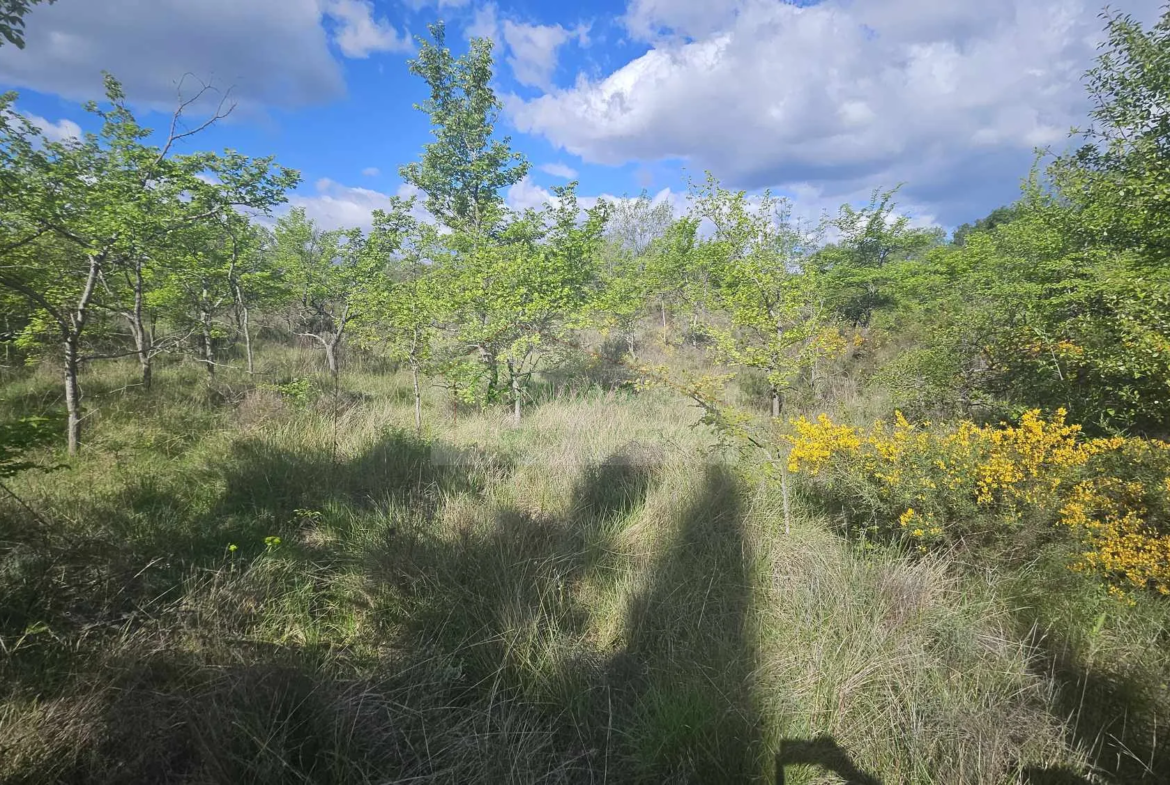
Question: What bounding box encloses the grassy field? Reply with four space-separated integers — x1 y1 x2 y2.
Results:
0 344 1167 784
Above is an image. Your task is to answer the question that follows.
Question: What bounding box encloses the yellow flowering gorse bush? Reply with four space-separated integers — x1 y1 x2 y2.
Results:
784 409 1170 596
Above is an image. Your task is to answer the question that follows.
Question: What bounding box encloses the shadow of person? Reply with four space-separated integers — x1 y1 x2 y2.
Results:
1019 765 1094 785
775 735 883 785
614 461 767 781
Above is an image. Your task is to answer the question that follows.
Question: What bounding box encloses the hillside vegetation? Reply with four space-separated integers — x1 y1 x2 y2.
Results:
2 7 1170 785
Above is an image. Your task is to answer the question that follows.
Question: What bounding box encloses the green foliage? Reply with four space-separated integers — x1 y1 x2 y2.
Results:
261 377 317 408
816 188 943 326
0 0 54 49
686 174 836 410
951 204 1021 246
1047 6 1170 264
399 22 528 233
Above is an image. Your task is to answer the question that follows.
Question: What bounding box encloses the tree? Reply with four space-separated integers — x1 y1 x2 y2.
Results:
399 21 528 235
0 0 54 49
435 186 608 421
353 212 438 435
0 75 297 452
951 204 1021 246
278 203 411 377
817 188 943 326
1047 5 1170 264
591 192 675 359
224 219 283 376
690 176 831 416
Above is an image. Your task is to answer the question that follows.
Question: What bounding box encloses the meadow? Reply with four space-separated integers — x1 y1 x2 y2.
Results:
1 336 1167 784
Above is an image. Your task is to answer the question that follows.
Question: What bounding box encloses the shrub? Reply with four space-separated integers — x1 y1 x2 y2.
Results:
785 409 1170 596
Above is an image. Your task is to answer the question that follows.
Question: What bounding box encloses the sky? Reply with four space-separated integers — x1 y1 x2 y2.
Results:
1 0 1165 233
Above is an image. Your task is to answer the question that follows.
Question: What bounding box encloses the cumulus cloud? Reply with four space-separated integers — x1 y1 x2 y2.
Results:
464 6 588 89
509 0 1165 224
505 175 554 212
466 2 502 45
289 178 432 231
502 20 589 89
0 0 415 113
323 0 412 58
22 111 81 142
538 161 578 179
0 0 347 112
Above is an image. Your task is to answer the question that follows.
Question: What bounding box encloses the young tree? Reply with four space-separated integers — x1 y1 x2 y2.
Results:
591 192 675 359
353 212 439 435
224 219 282 376
278 203 411 377
690 176 831 416
435 186 608 421
817 189 942 327
1045 5 1170 264
399 21 528 235
0 75 297 451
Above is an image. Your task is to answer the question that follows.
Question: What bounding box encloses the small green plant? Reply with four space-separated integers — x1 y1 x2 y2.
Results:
293 507 323 525
263 378 315 408
263 535 282 553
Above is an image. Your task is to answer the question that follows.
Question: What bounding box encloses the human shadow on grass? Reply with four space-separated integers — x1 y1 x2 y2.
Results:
0 428 528 782
607 462 767 782
1018 765 1094 784
774 735 882 784
371 441 663 687
0 429 487 702
1022 627 1170 785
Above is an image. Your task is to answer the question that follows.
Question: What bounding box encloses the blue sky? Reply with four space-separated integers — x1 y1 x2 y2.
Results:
1 0 1164 231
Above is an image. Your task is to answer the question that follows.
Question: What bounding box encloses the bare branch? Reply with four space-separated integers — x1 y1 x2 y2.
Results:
294 331 331 347
150 74 237 173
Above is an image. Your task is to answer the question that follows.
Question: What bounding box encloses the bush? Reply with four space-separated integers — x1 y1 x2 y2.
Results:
785 409 1170 596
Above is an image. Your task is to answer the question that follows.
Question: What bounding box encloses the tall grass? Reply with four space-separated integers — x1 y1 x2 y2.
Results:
0 345 1159 783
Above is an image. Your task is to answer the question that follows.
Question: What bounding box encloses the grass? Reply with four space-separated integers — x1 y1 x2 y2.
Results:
0 342 1166 783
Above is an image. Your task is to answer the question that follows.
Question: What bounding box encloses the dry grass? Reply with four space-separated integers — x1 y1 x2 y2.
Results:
0 343 1160 783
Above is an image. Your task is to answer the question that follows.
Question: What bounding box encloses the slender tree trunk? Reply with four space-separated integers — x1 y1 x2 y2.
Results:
64 334 82 455
200 305 215 378
508 358 521 425
241 304 254 375
129 264 152 389
63 253 101 454
234 282 254 375
411 362 422 437
660 300 668 345
324 336 339 377
771 387 782 418
479 346 498 403
139 347 152 389
626 330 637 362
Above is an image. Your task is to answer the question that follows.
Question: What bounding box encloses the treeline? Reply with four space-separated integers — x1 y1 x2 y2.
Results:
3 8 1169 458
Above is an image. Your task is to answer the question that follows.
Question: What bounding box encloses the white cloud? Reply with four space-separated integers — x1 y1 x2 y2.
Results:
502 20 588 89
506 176 687 222
623 0 737 42
466 3 501 45
362 166 381 176
22 111 81 142
404 0 470 8
323 0 412 58
289 178 432 231
505 175 554 212
509 0 1166 223
0 0 347 112
538 161 578 179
